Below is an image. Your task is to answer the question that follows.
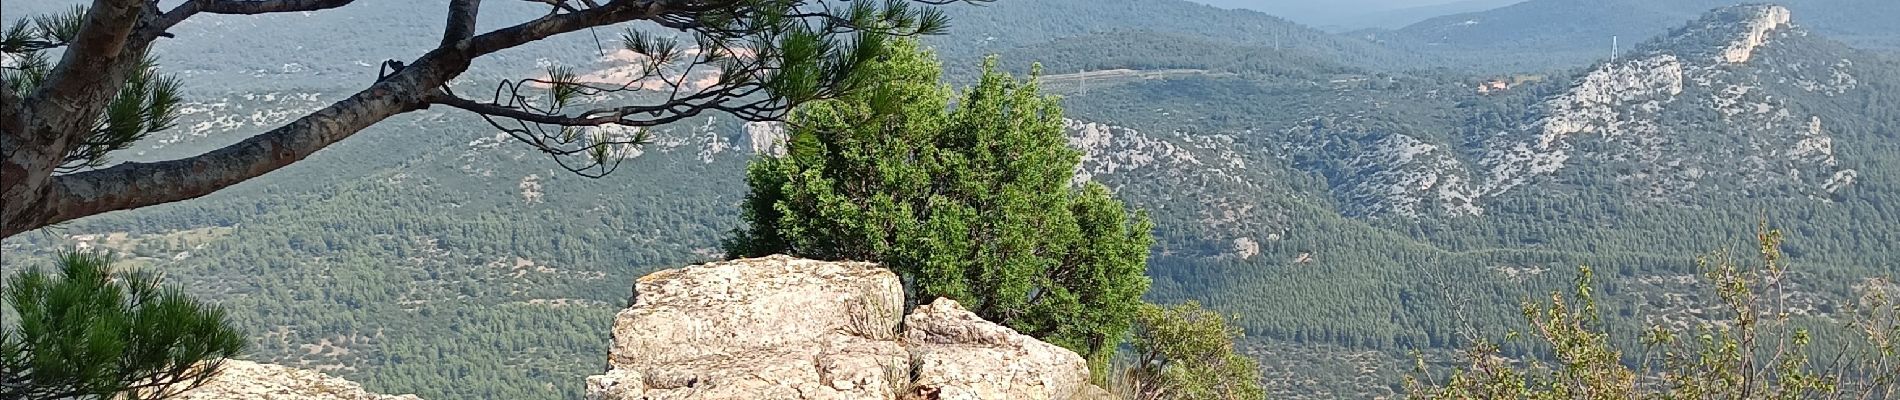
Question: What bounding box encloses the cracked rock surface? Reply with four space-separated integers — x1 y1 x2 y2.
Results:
586 255 1096 400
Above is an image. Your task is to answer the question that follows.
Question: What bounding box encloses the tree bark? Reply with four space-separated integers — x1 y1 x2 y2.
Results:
6 0 149 239
26 0 146 140
441 0 482 48
3 0 950 238
2 0 661 238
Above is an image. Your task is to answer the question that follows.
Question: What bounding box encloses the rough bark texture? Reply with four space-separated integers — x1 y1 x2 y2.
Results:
5 0 958 237
0 0 666 238
6 0 149 238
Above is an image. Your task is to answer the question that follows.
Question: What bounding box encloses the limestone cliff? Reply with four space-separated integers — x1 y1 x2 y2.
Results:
585 255 1100 400
1280 4 1864 218
1477 4 1854 205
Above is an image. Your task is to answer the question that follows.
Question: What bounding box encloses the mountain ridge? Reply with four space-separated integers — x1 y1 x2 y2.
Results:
4 2 1898 400
1377 0 1900 70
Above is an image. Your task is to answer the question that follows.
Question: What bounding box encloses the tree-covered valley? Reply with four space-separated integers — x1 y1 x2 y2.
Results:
3 0 1897 399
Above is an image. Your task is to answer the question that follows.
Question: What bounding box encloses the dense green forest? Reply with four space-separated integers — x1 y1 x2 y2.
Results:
3 1 1898 399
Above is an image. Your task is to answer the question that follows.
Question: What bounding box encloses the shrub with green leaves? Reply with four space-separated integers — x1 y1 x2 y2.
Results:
1405 227 1900 399
1120 301 1267 400
724 40 1153 372
1 252 246 400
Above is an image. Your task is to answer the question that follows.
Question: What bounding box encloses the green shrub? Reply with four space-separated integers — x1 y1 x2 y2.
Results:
2 252 246 400
1120 301 1267 400
1406 227 1900 399
725 40 1153 373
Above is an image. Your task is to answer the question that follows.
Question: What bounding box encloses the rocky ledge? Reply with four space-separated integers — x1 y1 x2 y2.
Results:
175 359 420 400
585 255 1106 400
168 256 1104 400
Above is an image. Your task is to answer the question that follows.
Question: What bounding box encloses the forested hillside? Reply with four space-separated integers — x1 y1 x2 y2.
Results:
0 106 760 398
1375 0 1900 71
3 1 1898 399
928 0 1432 71
8 0 1428 91
1052 7 1899 394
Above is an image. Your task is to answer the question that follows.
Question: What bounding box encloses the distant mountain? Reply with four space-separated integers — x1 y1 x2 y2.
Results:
1298 5 1894 218
6 3 1899 400
4 0 1428 90
1336 0 1526 30
931 0 1432 70
1375 0 1900 70
1185 0 1526 30
988 31 1365 79
1039 3 1900 366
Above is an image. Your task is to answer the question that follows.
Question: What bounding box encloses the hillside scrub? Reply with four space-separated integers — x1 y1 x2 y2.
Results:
1119 301 1268 400
1405 227 1900 399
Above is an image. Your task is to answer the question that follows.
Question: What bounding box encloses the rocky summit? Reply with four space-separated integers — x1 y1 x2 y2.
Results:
585 255 1103 400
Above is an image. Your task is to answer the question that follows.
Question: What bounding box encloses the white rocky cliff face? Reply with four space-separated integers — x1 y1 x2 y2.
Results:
1719 5 1793 64
1298 5 1857 218
585 255 1101 400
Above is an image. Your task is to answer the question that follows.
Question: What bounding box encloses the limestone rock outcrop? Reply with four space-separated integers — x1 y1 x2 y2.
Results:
585 255 1096 400
1717 5 1792 64
903 299 1091 400
176 360 421 400
1277 4 1859 219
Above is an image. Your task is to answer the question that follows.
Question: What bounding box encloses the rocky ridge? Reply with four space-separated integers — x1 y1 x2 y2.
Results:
1066 119 1289 258
1483 4 1854 204
1291 5 1861 218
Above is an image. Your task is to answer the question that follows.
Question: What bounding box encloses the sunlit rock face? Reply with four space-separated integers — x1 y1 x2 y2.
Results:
585 255 1097 400
174 360 422 400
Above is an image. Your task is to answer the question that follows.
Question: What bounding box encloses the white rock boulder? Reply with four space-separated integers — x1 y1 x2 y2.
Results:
175 360 421 400
585 255 1096 400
